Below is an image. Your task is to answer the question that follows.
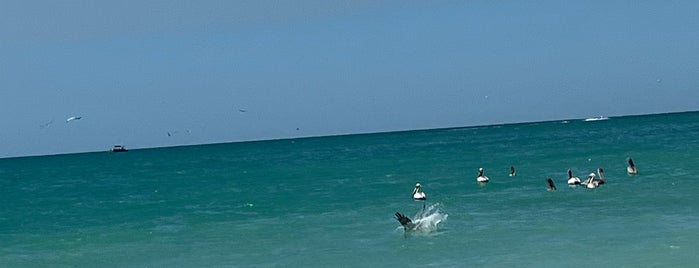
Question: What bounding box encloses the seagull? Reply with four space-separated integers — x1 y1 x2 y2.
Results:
66 116 82 123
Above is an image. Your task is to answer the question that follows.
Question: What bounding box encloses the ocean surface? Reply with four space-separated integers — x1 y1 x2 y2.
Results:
2 112 699 267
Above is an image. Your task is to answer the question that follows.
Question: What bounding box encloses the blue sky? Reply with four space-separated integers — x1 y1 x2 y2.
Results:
2 1 698 158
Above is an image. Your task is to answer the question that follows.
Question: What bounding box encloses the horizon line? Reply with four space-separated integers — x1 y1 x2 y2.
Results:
2 109 697 160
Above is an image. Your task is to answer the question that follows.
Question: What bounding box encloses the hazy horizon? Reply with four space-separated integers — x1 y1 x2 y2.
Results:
4 110 694 159
3 1 699 158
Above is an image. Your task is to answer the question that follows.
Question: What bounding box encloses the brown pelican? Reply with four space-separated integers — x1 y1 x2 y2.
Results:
546 178 557 191
584 168 606 189
477 168 489 183
412 183 426 200
567 169 581 185
583 172 597 189
627 158 638 175
395 212 415 231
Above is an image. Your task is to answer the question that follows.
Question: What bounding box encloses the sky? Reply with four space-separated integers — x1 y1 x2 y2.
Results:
2 1 698 158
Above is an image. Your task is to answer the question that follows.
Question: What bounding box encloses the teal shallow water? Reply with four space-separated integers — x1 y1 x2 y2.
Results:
2 112 699 267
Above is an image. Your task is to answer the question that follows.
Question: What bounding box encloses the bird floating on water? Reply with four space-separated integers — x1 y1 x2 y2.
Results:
546 178 557 191
627 158 638 175
567 169 581 185
583 168 606 189
477 168 490 183
412 183 426 201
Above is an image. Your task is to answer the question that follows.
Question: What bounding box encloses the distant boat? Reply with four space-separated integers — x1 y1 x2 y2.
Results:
109 145 128 152
584 116 609 122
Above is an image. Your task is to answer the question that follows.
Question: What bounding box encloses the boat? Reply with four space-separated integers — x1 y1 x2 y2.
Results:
110 145 128 152
583 116 609 122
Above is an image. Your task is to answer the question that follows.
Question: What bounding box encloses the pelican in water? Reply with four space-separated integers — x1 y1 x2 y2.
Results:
546 178 557 191
597 168 607 185
582 172 597 189
412 183 426 201
567 169 581 185
509 166 516 177
477 167 489 183
583 168 606 189
395 212 416 231
627 158 638 175
394 204 447 233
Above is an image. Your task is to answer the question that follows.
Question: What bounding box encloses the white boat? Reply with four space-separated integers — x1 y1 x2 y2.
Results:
584 116 609 122
109 145 128 152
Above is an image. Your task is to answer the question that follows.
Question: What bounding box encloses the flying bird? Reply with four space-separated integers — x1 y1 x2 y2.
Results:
66 116 82 123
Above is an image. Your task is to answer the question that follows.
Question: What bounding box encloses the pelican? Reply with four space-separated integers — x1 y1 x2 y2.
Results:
596 168 606 185
412 183 426 201
394 205 447 233
509 166 516 177
567 169 581 185
477 167 489 183
627 158 638 175
584 168 606 189
395 212 415 231
546 178 557 191
583 172 597 189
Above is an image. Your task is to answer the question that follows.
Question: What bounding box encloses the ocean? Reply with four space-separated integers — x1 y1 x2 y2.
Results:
2 111 698 267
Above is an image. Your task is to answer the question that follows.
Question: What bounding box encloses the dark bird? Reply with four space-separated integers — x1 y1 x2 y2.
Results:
395 212 415 231
627 158 638 175
547 178 557 191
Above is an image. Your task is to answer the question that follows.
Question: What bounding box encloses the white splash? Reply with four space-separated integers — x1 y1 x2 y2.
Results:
404 203 448 235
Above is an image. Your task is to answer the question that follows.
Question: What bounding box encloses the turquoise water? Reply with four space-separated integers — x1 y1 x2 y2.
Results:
2 112 699 267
